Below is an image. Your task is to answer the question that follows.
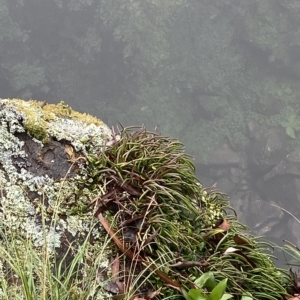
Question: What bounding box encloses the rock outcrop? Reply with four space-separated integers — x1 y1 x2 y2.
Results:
0 99 291 299
0 98 114 297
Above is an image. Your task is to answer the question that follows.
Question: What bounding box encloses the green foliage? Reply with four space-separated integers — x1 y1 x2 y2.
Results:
0 221 113 299
84 126 236 297
82 126 292 298
205 236 291 300
182 104 251 160
280 106 300 139
2 0 300 159
9 62 46 91
183 272 234 300
86 126 209 256
230 0 287 59
0 0 28 42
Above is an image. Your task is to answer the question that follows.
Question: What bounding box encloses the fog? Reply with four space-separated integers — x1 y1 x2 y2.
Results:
1 0 300 266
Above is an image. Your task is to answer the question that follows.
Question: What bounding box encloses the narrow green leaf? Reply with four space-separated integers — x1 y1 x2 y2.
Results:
194 272 216 291
220 293 234 300
182 288 192 300
188 289 210 300
210 279 227 300
241 296 253 300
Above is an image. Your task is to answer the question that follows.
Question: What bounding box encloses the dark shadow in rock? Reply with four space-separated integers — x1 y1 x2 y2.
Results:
12 132 80 181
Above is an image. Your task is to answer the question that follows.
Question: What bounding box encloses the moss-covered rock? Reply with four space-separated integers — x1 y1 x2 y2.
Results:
0 98 114 298
0 99 292 299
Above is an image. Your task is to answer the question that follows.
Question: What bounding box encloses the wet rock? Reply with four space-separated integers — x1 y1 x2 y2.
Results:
215 177 236 195
264 151 300 181
13 132 78 181
238 179 250 191
251 201 284 237
239 151 248 170
230 167 243 184
253 96 284 117
263 175 300 213
206 142 240 165
247 120 261 139
229 189 284 237
247 128 287 173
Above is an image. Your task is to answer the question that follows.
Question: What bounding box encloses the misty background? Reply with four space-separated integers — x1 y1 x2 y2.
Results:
1 0 300 265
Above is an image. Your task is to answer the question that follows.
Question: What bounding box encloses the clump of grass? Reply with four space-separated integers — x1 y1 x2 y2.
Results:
0 218 115 299
0 170 114 300
273 204 300 296
206 233 291 299
85 126 208 294
83 126 291 299
0 181 175 300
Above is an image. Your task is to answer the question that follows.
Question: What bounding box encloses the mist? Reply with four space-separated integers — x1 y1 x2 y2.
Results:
1 0 300 266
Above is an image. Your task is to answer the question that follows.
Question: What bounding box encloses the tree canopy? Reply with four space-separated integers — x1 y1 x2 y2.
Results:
1 0 300 158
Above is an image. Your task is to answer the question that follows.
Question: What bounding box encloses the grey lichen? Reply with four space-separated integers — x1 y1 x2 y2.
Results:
0 98 112 264
2 98 112 153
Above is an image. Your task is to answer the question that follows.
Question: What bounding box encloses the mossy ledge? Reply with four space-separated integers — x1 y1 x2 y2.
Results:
0 99 293 299
6 98 105 144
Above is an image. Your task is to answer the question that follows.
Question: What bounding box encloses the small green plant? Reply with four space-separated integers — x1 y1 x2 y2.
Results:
182 271 233 300
0 228 104 299
280 106 300 139
182 272 253 300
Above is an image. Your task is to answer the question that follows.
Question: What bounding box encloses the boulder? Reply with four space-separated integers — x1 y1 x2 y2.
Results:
0 98 114 298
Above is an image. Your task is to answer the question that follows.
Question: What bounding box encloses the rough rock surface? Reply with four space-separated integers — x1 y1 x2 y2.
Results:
0 99 113 288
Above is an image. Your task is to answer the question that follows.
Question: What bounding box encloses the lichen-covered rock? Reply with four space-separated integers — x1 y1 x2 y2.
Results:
0 99 111 244
0 98 112 265
0 99 292 299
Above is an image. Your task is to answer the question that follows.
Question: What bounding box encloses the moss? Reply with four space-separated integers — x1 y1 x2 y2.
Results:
7 99 105 143
42 101 104 126
8 99 49 142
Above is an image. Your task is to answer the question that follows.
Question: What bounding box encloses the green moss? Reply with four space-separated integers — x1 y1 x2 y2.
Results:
8 99 104 143
24 118 49 142
9 99 49 142
42 101 104 126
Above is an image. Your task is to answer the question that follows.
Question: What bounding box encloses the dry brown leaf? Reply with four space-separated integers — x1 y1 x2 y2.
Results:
285 295 300 300
234 234 253 248
111 254 120 283
98 213 182 289
147 287 162 298
64 144 75 160
218 218 230 231
98 213 143 261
